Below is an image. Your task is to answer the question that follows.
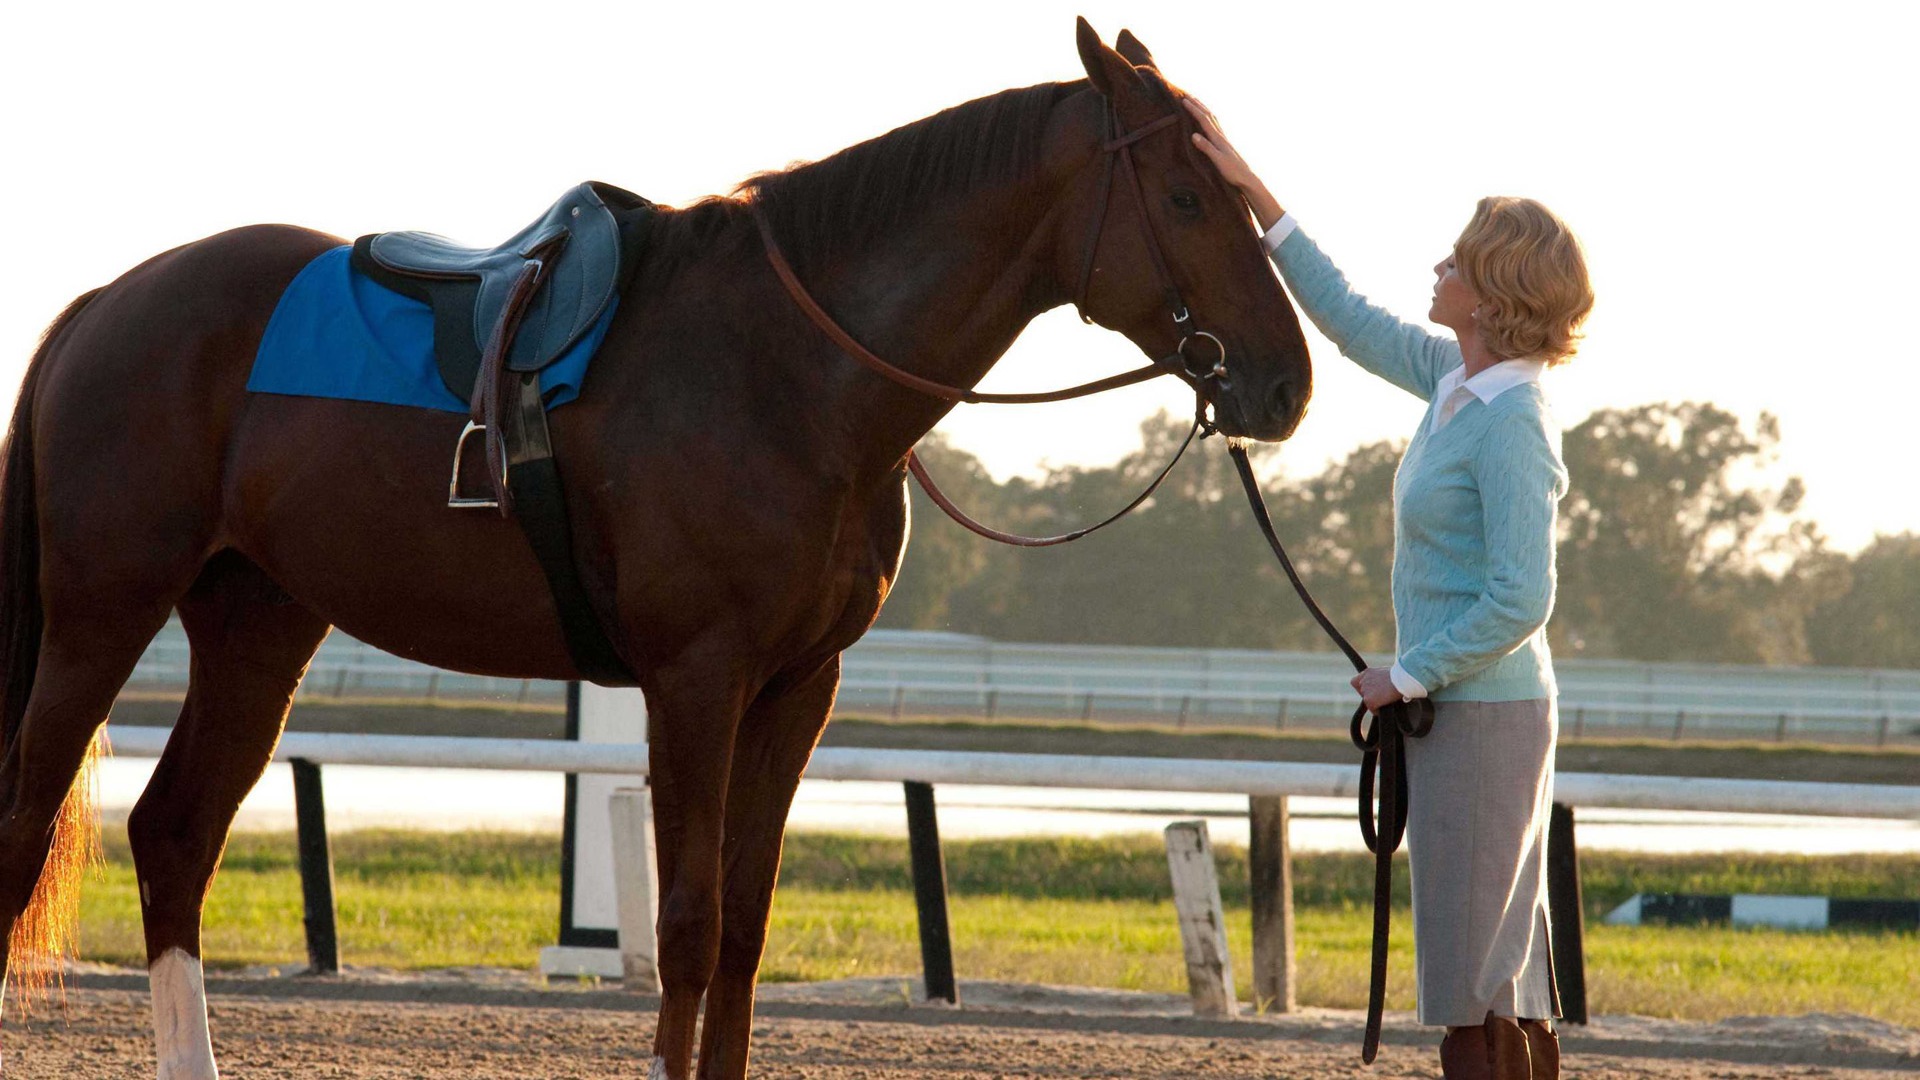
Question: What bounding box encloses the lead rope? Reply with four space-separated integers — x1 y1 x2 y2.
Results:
1227 444 1433 1064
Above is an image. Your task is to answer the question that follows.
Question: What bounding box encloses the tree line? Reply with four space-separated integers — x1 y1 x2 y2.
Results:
877 402 1917 669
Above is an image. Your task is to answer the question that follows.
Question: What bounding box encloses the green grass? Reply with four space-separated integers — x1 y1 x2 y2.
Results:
71 828 1920 1025
80 831 558 970
758 887 1411 1012
774 833 1920 922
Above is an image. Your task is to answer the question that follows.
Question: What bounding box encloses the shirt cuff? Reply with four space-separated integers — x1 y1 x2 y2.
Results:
1389 661 1429 700
1261 212 1299 254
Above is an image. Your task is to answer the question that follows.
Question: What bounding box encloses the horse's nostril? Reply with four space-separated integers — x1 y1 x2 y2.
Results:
1267 379 1295 422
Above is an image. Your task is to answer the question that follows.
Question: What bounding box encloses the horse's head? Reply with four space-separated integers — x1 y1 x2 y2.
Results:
1061 19 1312 441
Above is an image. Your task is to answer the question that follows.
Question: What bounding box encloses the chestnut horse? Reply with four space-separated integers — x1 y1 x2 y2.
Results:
0 22 1310 1080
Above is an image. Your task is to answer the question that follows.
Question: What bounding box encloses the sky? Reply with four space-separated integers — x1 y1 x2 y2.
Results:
2 2 1914 553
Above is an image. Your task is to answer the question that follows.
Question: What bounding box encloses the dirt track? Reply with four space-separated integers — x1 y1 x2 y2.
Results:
6 972 1918 1079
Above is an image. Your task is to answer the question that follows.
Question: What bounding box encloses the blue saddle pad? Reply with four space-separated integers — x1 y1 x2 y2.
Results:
248 246 617 413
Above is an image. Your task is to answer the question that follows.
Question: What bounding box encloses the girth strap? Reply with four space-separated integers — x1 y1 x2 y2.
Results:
498 373 637 687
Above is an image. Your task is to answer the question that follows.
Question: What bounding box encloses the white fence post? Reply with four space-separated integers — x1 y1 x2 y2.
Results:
1164 819 1238 1018
609 785 660 991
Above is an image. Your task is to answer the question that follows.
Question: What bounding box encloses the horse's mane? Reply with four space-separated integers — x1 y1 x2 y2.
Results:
646 81 1084 276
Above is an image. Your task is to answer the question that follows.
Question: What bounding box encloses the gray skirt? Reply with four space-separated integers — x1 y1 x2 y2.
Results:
1405 697 1560 1026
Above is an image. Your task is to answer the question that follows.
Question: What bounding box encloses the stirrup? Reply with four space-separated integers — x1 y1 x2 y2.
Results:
448 421 503 509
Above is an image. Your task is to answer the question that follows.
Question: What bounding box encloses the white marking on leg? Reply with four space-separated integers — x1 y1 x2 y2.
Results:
649 1055 671 1079
150 947 219 1080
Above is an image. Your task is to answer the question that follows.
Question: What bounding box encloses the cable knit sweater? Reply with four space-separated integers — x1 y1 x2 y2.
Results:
1270 227 1567 701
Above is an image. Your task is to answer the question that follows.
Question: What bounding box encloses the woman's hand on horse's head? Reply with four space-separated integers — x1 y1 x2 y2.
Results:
1185 98 1254 186
1184 98 1285 233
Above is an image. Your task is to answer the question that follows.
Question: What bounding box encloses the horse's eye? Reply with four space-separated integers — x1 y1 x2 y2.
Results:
1170 190 1201 212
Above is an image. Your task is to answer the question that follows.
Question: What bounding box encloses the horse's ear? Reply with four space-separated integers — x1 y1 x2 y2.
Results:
1076 16 1144 99
1115 29 1158 70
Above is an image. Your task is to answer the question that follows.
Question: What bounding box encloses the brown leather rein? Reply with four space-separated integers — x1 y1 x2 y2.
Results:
757 101 1429 1062
752 105 1228 547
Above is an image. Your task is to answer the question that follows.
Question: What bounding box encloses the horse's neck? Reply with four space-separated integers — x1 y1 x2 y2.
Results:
801 178 1074 473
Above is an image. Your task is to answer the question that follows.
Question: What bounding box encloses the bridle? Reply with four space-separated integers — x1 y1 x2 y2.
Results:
756 93 1428 1064
1071 109 1230 391
752 100 1230 545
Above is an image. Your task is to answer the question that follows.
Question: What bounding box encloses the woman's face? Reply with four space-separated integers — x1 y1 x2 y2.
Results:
1429 250 1481 333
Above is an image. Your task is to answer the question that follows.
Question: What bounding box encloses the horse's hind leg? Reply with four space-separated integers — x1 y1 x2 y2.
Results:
0 619 168 1028
127 552 329 1080
696 659 841 1080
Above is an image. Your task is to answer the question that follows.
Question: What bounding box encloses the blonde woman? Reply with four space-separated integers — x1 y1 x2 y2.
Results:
1187 98 1593 1080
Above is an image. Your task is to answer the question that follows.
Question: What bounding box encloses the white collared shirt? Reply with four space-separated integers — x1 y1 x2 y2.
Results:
1428 358 1548 434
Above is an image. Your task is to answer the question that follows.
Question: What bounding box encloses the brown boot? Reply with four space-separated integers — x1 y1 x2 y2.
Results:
1517 1019 1559 1080
1438 1013 1531 1079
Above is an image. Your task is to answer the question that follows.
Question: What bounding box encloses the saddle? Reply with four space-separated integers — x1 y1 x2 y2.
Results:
350 182 655 686
354 182 651 399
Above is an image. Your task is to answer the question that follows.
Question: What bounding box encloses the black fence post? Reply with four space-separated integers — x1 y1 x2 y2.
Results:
1547 802 1587 1024
903 781 957 1004
290 758 340 974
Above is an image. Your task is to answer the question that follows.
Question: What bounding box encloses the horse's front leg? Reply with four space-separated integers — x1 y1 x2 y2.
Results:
643 644 758 1080
695 657 841 1080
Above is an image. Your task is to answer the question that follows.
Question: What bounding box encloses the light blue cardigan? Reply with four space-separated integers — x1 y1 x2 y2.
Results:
1270 227 1567 702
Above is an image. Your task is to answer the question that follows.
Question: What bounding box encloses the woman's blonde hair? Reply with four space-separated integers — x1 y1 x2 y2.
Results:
1455 196 1593 365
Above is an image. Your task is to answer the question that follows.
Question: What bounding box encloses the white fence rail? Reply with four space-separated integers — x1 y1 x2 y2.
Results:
102 726 1920 820
122 626 1920 745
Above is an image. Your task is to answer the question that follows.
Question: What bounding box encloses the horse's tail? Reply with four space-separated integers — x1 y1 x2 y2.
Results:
3 288 106 1011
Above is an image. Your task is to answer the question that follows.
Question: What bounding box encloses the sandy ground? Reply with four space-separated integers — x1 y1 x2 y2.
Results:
4 968 1917 1078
